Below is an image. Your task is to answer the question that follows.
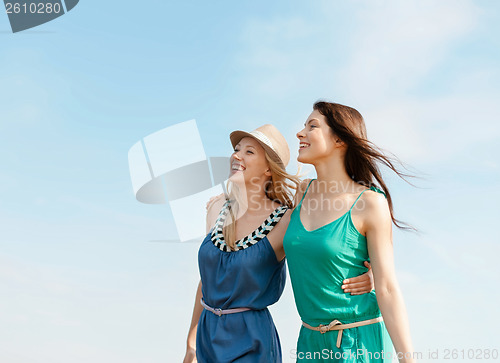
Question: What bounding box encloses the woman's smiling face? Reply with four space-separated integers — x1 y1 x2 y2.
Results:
296 110 338 164
229 137 271 184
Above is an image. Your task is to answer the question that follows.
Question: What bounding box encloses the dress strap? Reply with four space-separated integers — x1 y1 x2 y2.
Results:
210 202 288 252
349 185 386 212
369 185 387 198
298 179 315 205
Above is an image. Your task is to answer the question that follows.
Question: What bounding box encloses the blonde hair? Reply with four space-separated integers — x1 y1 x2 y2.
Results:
222 152 300 250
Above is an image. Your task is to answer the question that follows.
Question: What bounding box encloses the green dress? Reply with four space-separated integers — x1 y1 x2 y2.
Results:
283 179 393 362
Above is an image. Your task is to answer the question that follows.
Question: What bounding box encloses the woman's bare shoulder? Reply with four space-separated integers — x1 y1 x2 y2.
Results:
358 189 390 226
362 188 388 209
206 194 227 233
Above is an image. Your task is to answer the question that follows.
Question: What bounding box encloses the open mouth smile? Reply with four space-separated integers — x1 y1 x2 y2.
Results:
299 142 310 150
231 163 246 171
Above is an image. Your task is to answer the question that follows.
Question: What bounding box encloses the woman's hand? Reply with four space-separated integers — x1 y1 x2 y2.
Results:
183 347 197 363
206 193 224 210
341 261 374 295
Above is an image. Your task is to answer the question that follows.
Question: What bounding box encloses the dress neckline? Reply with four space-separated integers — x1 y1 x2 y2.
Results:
211 200 288 252
296 179 384 233
297 204 351 233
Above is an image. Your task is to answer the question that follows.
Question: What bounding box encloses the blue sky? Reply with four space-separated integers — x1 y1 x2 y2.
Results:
1 0 499 361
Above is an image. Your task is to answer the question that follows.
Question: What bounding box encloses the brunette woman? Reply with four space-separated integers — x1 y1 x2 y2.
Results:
283 102 415 362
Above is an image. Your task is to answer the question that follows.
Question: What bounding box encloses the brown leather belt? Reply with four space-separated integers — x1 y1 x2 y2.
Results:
302 316 383 348
200 299 251 317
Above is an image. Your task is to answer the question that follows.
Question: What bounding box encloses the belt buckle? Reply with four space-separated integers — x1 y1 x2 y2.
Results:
318 324 328 334
214 308 223 317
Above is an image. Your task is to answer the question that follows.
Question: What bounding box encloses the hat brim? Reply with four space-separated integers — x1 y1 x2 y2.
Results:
230 130 286 169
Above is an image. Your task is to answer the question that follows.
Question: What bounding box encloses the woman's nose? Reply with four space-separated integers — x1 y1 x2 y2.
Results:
296 129 304 139
233 152 242 161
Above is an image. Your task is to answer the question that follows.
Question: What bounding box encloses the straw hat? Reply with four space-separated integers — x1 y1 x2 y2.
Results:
230 124 290 168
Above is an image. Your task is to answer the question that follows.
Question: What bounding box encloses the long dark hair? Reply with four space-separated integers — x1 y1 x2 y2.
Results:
313 101 416 231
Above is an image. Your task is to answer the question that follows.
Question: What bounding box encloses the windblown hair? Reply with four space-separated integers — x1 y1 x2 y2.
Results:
313 101 416 231
222 151 300 250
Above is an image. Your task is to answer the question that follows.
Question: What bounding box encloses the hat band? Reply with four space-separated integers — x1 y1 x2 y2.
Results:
250 130 276 153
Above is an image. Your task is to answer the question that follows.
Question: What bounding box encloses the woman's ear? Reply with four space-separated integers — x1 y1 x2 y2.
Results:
335 137 345 147
264 168 272 177
330 131 345 148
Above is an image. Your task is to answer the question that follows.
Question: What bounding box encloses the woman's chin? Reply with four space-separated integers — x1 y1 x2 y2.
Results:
229 171 245 183
297 154 313 164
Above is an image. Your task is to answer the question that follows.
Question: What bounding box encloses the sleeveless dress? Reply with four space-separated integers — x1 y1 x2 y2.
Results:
196 200 288 363
283 179 393 362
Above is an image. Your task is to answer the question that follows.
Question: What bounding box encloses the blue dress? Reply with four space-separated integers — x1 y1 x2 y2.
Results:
196 201 287 363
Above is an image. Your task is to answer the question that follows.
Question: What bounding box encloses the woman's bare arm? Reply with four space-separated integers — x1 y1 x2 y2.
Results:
183 194 226 362
183 281 202 363
365 192 415 362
